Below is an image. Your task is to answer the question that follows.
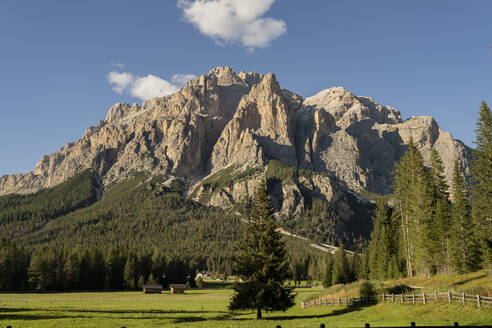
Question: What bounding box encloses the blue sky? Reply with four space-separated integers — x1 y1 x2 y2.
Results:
0 0 491 175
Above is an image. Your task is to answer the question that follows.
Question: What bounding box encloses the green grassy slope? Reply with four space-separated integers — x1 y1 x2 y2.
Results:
314 270 492 300
0 288 489 328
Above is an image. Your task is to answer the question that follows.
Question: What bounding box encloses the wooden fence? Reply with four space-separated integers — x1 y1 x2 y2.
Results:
301 291 492 309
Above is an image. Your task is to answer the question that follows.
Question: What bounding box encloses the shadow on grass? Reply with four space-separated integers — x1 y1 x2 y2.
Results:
0 302 373 324
264 304 365 321
452 274 487 286
172 316 207 323
1 308 227 315
0 311 212 323
0 313 93 320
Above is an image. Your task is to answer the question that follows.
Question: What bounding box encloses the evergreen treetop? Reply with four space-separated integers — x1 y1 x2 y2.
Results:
229 178 295 319
450 161 481 273
471 101 492 269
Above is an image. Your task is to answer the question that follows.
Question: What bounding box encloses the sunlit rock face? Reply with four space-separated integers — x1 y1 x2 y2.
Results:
0 67 470 200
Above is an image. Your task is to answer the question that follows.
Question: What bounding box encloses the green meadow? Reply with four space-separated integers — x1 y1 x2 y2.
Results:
1 286 491 328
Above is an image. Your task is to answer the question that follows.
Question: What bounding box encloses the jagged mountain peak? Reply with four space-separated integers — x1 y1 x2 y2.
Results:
0 68 470 202
304 86 402 128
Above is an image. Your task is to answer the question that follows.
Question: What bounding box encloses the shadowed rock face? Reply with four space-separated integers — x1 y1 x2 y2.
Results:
0 67 470 198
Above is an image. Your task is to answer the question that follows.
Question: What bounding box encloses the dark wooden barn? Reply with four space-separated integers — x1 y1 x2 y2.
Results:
170 284 186 294
142 284 164 294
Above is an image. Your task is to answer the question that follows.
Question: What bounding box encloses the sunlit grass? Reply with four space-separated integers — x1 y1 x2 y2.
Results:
0 285 490 328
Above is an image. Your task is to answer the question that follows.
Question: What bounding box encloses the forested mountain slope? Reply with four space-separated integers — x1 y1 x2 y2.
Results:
0 169 333 276
0 67 472 259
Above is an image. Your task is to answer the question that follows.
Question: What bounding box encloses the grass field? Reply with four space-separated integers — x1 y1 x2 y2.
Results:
1 286 491 328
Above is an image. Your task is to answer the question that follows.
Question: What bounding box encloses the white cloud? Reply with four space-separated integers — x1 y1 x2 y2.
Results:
131 75 179 101
110 62 125 68
178 0 286 49
107 71 134 94
171 73 197 86
107 71 196 101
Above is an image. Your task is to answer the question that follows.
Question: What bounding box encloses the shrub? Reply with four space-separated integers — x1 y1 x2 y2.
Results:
359 281 376 298
386 284 413 294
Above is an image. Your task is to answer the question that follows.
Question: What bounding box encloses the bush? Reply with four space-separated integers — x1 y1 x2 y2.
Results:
386 284 413 294
359 281 376 298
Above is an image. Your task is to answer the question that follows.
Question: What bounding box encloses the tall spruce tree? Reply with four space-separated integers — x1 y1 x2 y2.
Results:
123 254 138 290
393 139 433 276
368 199 398 279
331 243 350 285
471 101 492 270
229 179 295 319
429 149 452 273
450 161 481 273
322 256 334 288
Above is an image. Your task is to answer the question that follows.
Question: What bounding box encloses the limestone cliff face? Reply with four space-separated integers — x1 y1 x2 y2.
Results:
297 87 470 193
210 72 299 171
0 67 470 202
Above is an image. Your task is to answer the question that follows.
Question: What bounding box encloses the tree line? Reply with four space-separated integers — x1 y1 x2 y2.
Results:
0 239 199 291
321 101 491 284
0 238 331 291
366 101 491 279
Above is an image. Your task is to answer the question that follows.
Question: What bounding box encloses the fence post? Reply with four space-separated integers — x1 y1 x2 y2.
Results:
401 294 404 303
382 293 385 302
448 291 451 303
477 295 481 308
434 291 437 301
462 292 465 305
391 293 394 303
412 293 415 304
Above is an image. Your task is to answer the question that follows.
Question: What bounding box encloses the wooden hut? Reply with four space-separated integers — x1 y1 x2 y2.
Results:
170 283 186 294
142 284 163 294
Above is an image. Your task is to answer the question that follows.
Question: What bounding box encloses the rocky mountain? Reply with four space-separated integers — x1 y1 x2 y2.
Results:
0 67 471 226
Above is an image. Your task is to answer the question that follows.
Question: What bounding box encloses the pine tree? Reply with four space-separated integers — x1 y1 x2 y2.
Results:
137 275 145 289
393 139 433 276
331 243 350 285
87 248 106 290
148 273 158 285
359 248 370 280
64 247 83 290
0 239 29 291
450 161 481 273
322 256 333 288
368 199 393 279
350 251 362 281
229 179 295 319
429 149 452 273
105 246 125 290
123 255 137 290
471 101 492 269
